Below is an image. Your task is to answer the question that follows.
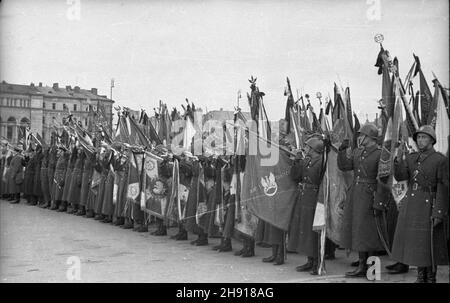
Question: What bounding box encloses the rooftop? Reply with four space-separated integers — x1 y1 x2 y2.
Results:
0 80 113 102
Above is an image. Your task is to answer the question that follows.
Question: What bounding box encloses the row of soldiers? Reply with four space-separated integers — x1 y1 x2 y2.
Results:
0 122 448 282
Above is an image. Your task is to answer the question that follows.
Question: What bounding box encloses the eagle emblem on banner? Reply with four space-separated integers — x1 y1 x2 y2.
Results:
261 172 278 197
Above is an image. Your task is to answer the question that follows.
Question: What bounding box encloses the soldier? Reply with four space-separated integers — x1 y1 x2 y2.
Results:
213 167 233 252
101 148 118 223
112 151 129 225
39 147 51 208
23 147 36 205
8 145 25 204
289 136 325 275
0 146 9 199
50 146 70 210
337 123 387 277
94 148 111 221
77 148 95 216
391 125 449 283
47 146 58 208
67 147 85 214
32 145 44 206
61 147 77 212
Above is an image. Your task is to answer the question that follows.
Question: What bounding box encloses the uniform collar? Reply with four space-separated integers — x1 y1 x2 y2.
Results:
418 147 435 156
364 144 378 153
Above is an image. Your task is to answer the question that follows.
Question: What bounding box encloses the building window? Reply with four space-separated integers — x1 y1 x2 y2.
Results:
85 118 88 126
52 103 56 110
74 104 77 111
6 117 16 141
27 100 30 107
43 102 46 109
43 116 45 125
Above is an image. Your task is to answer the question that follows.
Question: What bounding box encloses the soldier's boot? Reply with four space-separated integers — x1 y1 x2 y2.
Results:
66 204 76 214
76 206 86 216
195 232 209 246
385 262 400 270
85 209 95 218
57 201 67 212
274 244 285 265
345 252 368 278
426 266 437 283
113 217 125 226
350 260 360 267
234 242 246 256
387 262 409 274
102 215 113 223
242 239 255 257
10 193 21 204
296 256 314 272
39 201 50 208
212 238 225 251
310 257 319 275
175 227 188 241
262 245 278 263
154 225 167 236
50 200 60 210
133 221 148 232
29 196 37 206
94 214 104 221
6 194 14 201
219 238 232 252
121 218 133 229
415 267 427 283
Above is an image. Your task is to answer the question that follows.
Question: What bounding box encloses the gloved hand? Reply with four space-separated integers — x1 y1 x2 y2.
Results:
339 139 350 151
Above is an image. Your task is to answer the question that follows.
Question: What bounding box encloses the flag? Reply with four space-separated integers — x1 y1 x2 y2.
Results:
126 151 144 216
141 151 169 218
433 78 450 155
418 69 433 126
241 147 297 231
284 77 295 134
139 110 162 145
165 159 180 223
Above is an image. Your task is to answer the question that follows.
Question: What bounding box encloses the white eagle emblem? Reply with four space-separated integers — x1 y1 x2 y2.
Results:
260 172 278 197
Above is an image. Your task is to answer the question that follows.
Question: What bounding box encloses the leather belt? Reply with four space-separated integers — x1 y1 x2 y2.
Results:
354 177 377 184
298 183 319 190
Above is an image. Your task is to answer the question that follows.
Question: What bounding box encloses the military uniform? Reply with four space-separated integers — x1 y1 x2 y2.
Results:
392 148 448 267
23 152 36 203
67 151 85 213
112 155 129 225
47 147 58 204
39 149 51 207
79 150 95 215
101 153 118 222
51 150 70 209
8 151 25 202
32 149 44 205
61 149 77 211
338 144 385 252
289 154 323 260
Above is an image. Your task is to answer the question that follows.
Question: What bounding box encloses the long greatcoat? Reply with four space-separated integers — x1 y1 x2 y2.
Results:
47 147 58 201
102 155 118 216
94 152 111 215
337 144 386 252
113 159 129 218
8 153 25 194
391 148 449 267
40 149 50 203
68 152 85 205
52 151 70 201
33 151 43 199
62 151 77 202
288 154 323 257
80 151 95 207
23 154 36 196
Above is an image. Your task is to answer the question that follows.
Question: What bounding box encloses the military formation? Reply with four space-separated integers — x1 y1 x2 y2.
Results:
0 120 448 283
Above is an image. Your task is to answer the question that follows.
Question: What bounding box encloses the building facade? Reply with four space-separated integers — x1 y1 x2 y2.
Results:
0 81 114 144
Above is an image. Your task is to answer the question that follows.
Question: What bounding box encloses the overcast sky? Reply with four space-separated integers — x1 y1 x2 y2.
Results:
1 0 448 121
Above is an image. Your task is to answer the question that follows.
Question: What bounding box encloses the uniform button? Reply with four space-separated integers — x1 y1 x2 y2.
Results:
438 210 442 213
362 157 365 160
411 193 414 197
425 199 429 203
